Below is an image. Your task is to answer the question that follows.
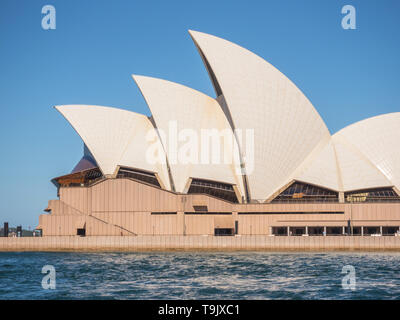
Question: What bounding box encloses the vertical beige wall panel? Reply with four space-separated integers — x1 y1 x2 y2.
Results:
89 179 179 212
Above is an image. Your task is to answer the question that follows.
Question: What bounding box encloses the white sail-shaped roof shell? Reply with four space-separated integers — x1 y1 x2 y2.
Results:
332 135 392 191
295 114 399 193
189 30 331 201
296 135 393 193
333 113 400 191
56 105 171 190
133 75 245 197
293 139 342 192
55 32 400 201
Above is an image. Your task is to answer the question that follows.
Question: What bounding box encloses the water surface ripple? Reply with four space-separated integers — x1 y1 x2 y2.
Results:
0 252 399 299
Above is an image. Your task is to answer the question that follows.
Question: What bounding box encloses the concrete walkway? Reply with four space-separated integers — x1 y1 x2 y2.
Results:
1 235 400 251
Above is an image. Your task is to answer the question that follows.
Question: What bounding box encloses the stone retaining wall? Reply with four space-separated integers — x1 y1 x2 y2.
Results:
1 236 400 251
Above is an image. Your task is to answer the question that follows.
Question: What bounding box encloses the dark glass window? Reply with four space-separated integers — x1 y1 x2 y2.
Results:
52 167 103 188
214 228 234 236
272 227 288 236
308 227 324 236
117 167 160 187
151 212 177 215
193 205 208 212
289 227 306 236
345 188 400 202
382 227 400 235
271 182 338 203
188 178 239 203
326 227 343 235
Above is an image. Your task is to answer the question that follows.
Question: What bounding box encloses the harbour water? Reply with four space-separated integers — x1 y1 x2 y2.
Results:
0 252 399 299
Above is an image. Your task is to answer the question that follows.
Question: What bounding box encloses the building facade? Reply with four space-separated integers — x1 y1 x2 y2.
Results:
37 30 400 237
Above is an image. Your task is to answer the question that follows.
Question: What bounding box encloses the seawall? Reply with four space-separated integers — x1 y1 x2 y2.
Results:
1 236 400 252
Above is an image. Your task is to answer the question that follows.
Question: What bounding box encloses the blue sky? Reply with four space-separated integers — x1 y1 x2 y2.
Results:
0 0 399 227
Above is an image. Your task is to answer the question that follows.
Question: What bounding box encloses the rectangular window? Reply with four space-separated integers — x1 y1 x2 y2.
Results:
193 205 208 212
185 212 232 215
151 212 177 215
214 228 234 236
272 227 288 236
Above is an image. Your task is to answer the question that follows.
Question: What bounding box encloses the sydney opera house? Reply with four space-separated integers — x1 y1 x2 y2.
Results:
37 31 400 237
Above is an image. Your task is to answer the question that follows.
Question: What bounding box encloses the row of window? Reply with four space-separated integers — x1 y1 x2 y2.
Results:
345 188 400 202
273 183 400 203
55 167 400 205
272 226 400 236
